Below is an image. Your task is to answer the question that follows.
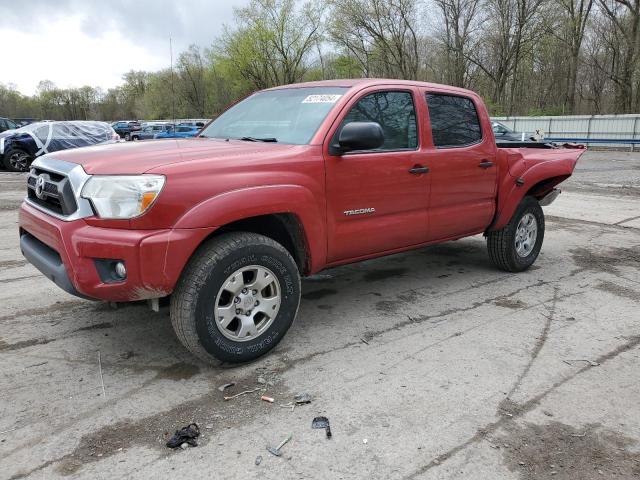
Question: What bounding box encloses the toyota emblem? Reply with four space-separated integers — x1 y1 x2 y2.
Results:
35 174 47 199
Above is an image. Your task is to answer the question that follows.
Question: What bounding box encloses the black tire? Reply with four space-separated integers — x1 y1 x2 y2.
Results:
3 148 31 172
487 196 545 272
170 232 301 364
124 133 131 141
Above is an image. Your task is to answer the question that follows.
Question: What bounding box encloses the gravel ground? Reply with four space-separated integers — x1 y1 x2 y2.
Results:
0 150 639 480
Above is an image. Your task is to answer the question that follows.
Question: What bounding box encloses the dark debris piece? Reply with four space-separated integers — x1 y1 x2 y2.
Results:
294 393 312 404
166 423 200 448
312 416 332 438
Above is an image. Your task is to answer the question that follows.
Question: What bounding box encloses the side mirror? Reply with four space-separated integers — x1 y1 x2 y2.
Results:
332 122 384 155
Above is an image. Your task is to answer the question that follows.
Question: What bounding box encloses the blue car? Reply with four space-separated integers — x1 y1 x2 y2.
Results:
0 121 118 172
155 125 201 139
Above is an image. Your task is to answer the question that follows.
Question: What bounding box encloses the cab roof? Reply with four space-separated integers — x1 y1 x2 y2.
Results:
267 78 478 98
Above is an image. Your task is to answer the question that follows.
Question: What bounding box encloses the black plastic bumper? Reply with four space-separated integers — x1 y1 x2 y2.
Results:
20 232 92 300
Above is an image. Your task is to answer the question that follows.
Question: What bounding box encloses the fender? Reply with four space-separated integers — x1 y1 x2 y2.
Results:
173 184 327 271
489 149 584 231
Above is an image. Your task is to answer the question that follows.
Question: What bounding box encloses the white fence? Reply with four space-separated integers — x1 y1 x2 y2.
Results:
492 114 640 148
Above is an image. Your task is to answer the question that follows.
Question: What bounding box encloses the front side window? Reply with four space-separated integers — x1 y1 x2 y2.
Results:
200 87 348 145
339 91 418 151
426 93 482 147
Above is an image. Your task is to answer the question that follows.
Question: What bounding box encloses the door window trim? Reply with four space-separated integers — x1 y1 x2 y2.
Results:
425 92 483 149
331 88 420 155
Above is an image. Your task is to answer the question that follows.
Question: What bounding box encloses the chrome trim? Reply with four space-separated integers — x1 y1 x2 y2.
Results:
539 188 561 207
25 157 94 221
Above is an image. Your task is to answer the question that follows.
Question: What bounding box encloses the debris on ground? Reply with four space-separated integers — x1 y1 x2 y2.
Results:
261 395 275 403
218 382 235 392
223 388 260 401
267 433 292 457
312 416 332 438
255 455 262 465
363 438 368 444
166 423 200 449
257 376 266 384
294 393 312 404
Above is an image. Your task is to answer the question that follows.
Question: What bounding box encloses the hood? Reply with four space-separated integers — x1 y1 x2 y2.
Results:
40 138 300 175
0 129 17 139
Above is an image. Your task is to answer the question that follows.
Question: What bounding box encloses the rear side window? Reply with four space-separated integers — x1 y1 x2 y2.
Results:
340 91 418 151
426 94 482 147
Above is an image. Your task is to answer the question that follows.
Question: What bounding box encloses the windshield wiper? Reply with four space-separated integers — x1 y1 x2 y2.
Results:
239 136 278 143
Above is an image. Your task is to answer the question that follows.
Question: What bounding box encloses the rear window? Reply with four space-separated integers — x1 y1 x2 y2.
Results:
426 94 482 147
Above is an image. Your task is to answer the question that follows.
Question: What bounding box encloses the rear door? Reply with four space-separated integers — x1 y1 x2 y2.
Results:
421 91 497 240
324 87 430 262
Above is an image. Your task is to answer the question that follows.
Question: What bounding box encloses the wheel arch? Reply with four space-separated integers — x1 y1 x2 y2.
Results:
208 213 311 274
489 170 573 232
172 185 326 275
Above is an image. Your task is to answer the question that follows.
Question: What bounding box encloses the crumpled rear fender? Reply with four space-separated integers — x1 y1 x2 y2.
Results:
489 148 584 231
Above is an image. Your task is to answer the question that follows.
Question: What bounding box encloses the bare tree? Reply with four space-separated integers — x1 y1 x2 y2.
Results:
433 0 483 87
177 45 207 116
596 0 640 112
329 0 421 80
555 0 594 112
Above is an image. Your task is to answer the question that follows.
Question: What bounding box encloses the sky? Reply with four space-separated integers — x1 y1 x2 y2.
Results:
0 0 249 96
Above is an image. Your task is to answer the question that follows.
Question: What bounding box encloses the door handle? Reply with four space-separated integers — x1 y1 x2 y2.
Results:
479 160 494 168
409 165 430 175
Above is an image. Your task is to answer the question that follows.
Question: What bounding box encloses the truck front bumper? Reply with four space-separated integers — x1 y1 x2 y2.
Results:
19 202 215 302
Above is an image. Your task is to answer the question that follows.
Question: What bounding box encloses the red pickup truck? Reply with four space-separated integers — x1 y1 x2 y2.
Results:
18 79 583 364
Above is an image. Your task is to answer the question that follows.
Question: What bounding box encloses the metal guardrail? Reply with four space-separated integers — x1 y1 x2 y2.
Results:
545 137 640 144
493 114 640 149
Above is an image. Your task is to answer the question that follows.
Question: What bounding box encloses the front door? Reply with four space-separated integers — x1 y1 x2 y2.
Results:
324 88 430 262
421 91 498 241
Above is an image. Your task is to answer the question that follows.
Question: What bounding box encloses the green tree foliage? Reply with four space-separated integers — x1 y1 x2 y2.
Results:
1 0 639 120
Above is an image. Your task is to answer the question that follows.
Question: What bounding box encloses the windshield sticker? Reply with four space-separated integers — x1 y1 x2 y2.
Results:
302 94 342 104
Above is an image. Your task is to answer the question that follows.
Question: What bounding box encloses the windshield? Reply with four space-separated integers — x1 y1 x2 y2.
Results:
200 87 348 145
492 122 510 134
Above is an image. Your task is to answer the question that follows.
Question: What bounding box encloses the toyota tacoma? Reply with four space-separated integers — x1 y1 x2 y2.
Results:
18 79 584 364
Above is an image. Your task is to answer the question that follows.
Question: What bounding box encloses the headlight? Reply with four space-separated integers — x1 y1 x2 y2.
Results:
81 175 165 219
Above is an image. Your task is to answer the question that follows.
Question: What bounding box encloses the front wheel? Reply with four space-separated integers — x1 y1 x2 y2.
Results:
170 232 301 364
3 148 31 172
487 196 545 272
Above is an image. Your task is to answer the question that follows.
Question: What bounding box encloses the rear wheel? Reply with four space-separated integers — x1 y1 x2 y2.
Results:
124 133 131 141
3 148 31 172
170 232 301 364
487 196 545 272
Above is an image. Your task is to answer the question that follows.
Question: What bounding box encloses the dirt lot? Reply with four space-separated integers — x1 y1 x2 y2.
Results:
1 151 639 480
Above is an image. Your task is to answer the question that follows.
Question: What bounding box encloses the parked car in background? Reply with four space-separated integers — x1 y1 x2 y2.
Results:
131 123 175 140
0 117 19 133
492 121 536 142
155 124 200 138
112 121 141 141
1 121 118 172
178 121 206 127
13 118 39 127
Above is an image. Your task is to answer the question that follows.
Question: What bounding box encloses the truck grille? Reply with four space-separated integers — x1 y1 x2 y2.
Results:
27 167 78 216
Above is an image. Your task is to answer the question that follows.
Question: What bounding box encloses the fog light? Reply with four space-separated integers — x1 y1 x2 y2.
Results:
114 261 127 279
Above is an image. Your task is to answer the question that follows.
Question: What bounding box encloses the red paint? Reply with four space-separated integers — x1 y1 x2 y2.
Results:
18 79 583 301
